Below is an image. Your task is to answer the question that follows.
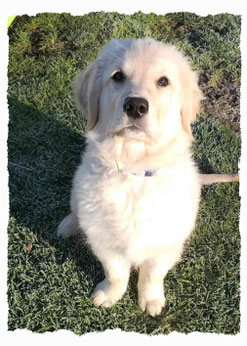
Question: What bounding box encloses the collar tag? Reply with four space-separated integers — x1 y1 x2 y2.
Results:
115 161 153 177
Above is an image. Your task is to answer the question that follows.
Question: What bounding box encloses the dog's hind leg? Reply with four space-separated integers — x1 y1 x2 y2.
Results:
57 213 79 239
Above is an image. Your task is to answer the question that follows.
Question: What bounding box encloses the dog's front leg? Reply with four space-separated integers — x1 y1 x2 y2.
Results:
138 244 184 316
92 254 130 308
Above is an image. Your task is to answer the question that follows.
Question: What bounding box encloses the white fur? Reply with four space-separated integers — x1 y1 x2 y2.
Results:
58 38 203 316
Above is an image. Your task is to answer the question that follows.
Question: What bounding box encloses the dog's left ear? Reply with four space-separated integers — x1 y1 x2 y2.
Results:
180 70 203 139
73 59 102 131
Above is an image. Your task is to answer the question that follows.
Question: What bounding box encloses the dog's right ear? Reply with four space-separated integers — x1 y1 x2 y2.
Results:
73 60 102 131
180 69 204 139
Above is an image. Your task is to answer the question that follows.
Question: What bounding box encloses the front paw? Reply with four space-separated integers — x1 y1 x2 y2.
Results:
92 278 126 308
138 295 165 317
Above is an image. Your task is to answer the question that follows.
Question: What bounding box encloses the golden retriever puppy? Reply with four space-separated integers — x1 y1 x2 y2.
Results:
58 38 238 316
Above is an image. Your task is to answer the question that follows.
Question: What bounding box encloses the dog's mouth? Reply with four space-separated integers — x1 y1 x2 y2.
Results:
109 122 145 138
107 108 151 141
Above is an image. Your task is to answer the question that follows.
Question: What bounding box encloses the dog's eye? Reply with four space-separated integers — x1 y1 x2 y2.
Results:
112 71 125 82
157 76 169 87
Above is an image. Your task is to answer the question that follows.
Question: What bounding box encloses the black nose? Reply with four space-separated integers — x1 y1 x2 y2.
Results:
123 97 149 119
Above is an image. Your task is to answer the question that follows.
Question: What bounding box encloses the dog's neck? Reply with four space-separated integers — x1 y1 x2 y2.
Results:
86 129 192 174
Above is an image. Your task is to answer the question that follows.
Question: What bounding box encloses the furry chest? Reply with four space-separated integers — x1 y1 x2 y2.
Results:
80 172 200 253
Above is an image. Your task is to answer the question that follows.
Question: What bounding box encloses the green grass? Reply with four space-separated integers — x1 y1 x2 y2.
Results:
8 12 240 335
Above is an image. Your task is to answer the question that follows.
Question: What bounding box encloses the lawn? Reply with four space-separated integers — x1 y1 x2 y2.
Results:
7 12 241 335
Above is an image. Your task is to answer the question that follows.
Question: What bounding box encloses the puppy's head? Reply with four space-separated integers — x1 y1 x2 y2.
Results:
74 38 203 142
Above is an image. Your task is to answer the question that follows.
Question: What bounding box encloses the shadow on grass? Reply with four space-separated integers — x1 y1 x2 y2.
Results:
7 97 107 286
